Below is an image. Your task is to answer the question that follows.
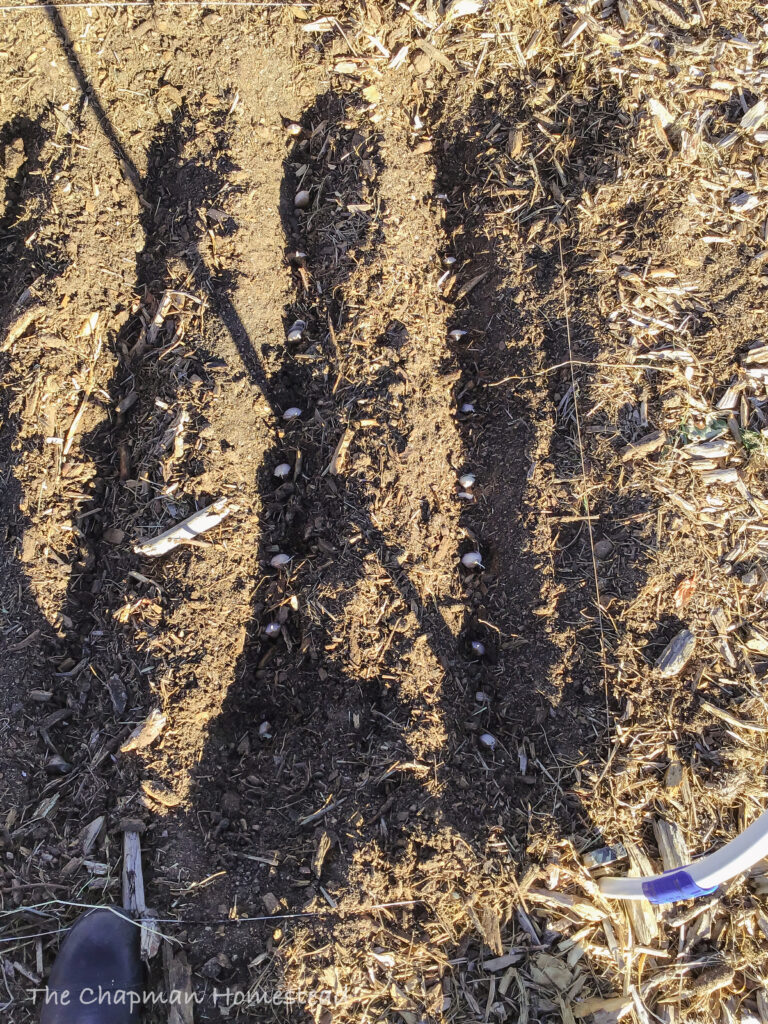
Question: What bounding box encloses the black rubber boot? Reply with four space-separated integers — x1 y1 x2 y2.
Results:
40 908 143 1023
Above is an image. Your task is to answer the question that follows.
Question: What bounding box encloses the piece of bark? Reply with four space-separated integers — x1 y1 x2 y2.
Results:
657 629 696 678
623 841 659 945
653 819 689 871
619 430 665 462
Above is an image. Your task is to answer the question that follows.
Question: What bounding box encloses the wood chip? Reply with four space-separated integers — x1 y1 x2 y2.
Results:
1 303 44 352
312 830 332 878
619 430 665 461
482 951 524 971
134 497 236 556
120 708 167 753
653 819 689 871
700 700 768 734
455 269 490 302
526 889 607 921
81 815 105 856
623 842 659 945
326 427 353 475
141 779 181 807
656 629 696 677
167 951 194 1024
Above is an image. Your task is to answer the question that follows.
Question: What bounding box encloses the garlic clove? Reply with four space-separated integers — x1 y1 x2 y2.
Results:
460 402 475 414
265 622 281 637
471 640 485 656
287 320 306 342
283 407 302 421
274 463 292 478
461 551 483 568
270 553 291 568
480 732 497 750
294 190 311 209
459 473 476 489
449 329 467 341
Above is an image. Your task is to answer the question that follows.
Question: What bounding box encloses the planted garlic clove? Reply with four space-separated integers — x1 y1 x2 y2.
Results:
283 407 302 421
274 463 291 478
471 640 485 656
287 320 305 342
479 732 497 750
460 402 475 414
459 473 476 489
449 329 467 341
270 553 291 568
458 491 474 501
475 691 488 703
443 255 457 266
461 551 483 568
265 622 281 637
259 721 272 739
286 123 302 136
294 189 311 209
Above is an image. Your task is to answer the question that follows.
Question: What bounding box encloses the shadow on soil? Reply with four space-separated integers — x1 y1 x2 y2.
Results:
0 110 73 813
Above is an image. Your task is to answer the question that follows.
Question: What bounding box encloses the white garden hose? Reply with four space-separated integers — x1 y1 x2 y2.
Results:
599 808 768 904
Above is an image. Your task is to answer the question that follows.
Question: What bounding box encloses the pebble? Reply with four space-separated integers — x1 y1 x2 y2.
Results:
594 538 613 560
583 843 628 870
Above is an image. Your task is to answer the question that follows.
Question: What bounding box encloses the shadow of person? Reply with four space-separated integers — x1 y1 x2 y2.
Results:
1 109 73 794
0 111 110 1004
428 86 658 866
161 82 580 1019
